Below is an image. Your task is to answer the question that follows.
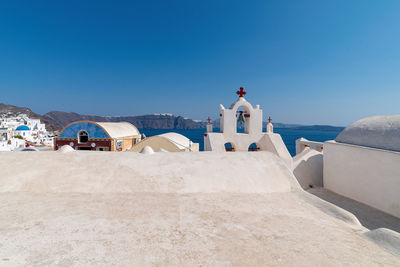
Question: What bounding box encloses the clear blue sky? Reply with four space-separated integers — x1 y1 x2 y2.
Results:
1 0 399 126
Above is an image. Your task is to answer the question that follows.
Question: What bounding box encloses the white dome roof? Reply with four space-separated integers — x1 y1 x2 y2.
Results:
158 133 191 150
336 115 400 152
58 145 75 153
96 122 140 138
16 125 30 131
140 146 154 154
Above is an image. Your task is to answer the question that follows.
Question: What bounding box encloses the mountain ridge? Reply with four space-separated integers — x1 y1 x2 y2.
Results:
0 103 59 131
43 110 207 130
0 103 345 132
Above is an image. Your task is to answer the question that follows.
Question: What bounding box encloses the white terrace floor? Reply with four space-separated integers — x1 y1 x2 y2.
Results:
1 191 400 266
308 187 400 233
0 151 399 266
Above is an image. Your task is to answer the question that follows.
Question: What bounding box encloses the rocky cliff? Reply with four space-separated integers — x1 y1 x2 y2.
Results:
44 111 207 130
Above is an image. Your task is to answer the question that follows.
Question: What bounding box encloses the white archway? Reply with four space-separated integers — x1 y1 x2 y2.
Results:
231 102 253 134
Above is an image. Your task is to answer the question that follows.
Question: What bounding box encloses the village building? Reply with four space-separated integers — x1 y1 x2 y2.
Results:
0 114 54 149
26 119 46 133
0 126 9 141
204 87 293 168
130 132 199 152
293 115 400 220
54 121 141 151
14 125 32 139
322 115 400 218
0 138 25 151
0 124 28 151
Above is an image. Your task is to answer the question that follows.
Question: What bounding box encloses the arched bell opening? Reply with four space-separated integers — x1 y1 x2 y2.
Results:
224 142 236 152
235 105 251 134
248 142 260 152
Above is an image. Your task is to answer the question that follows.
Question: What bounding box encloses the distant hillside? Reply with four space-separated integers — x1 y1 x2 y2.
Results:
44 111 207 130
0 103 58 131
287 125 345 132
212 119 344 132
0 103 344 132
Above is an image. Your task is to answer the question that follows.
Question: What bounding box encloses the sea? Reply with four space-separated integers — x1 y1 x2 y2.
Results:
140 128 341 156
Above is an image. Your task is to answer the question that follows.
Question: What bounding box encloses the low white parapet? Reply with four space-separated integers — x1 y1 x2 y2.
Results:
296 138 324 155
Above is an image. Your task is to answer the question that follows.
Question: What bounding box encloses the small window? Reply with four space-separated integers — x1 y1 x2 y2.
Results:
77 146 91 150
248 143 260 152
224 142 235 152
78 130 89 143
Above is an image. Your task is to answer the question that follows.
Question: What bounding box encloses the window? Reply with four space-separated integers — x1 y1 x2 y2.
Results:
248 143 260 152
78 130 89 143
77 146 91 150
224 142 235 152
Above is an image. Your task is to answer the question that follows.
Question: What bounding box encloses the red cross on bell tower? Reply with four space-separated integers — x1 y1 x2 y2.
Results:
207 117 211 124
236 87 246 98
268 116 272 123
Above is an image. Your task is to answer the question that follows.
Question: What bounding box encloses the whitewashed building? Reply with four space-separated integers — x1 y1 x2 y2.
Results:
323 115 400 218
0 114 54 150
203 87 292 169
14 125 32 139
293 115 400 219
130 132 199 152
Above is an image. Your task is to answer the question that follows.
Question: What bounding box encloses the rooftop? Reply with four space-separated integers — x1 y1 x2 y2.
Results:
96 121 140 138
0 151 398 265
157 132 191 150
15 125 30 131
336 115 400 152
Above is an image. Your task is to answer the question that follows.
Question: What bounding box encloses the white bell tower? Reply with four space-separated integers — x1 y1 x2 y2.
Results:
203 87 293 169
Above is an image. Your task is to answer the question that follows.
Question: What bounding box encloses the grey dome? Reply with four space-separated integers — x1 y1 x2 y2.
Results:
335 115 400 152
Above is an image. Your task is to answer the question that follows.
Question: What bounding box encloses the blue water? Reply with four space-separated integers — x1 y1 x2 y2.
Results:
140 128 341 156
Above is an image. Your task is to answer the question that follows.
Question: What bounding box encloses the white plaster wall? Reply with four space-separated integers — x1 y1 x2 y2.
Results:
295 138 324 155
220 108 237 134
293 148 323 189
0 142 11 151
14 130 31 139
10 138 25 150
324 141 400 218
260 133 293 169
206 96 292 168
205 133 228 152
205 132 293 169
220 98 262 135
